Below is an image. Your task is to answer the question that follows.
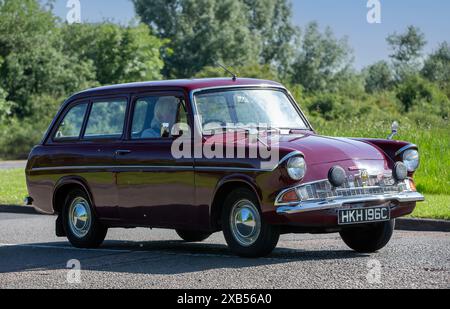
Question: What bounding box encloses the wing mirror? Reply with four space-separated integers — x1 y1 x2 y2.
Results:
160 123 171 138
388 121 399 140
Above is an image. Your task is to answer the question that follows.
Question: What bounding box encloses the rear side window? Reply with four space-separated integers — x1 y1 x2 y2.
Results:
84 99 127 140
54 103 88 141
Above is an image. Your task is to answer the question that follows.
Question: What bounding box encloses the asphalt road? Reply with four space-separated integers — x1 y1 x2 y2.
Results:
0 161 26 170
0 212 448 289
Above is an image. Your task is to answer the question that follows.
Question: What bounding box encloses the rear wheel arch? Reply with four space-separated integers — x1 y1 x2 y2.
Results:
53 178 94 215
210 179 262 231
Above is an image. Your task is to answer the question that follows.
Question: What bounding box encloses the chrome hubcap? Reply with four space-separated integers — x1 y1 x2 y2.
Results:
230 200 261 247
69 197 91 238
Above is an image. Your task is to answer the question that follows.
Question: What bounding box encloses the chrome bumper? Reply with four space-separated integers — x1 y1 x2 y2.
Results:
276 192 425 215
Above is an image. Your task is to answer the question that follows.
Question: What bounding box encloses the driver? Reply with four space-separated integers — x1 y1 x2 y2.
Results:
141 97 179 139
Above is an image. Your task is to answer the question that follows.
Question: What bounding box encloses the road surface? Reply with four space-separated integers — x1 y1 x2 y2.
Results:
0 212 448 289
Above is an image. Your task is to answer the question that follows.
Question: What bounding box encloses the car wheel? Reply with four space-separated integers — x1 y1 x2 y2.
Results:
222 188 280 258
176 230 212 242
340 220 395 253
62 189 108 249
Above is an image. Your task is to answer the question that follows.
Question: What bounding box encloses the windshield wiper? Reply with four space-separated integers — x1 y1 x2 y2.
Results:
204 126 275 148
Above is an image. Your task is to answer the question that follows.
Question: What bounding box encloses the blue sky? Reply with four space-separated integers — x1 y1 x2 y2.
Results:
50 0 450 69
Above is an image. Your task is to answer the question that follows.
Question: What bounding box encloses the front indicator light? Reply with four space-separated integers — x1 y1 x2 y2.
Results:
409 180 417 192
279 189 300 204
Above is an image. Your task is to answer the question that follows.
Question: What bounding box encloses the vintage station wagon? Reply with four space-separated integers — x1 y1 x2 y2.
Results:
25 78 424 257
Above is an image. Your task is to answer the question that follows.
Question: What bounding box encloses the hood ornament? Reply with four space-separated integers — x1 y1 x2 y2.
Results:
388 121 399 140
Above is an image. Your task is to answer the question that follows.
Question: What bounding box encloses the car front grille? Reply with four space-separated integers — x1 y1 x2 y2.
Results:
295 173 410 202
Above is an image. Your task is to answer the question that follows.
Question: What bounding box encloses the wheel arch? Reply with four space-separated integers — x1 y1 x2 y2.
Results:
210 175 262 231
52 177 95 215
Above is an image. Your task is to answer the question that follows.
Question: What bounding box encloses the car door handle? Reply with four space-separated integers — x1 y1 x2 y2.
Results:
115 150 132 156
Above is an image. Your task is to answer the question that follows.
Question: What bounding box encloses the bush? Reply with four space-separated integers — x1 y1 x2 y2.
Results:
0 117 50 159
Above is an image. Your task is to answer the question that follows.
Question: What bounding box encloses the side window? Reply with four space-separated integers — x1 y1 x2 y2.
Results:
84 99 127 140
131 96 185 140
54 103 88 141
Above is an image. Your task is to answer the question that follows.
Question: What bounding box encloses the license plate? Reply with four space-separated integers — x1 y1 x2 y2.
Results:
338 206 391 225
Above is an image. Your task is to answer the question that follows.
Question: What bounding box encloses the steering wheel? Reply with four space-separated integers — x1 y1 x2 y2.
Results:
203 119 227 131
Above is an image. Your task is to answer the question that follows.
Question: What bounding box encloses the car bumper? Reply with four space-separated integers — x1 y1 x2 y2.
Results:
276 191 425 215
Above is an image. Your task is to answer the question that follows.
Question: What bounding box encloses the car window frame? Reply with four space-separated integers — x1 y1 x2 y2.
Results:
192 86 314 136
50 100 90 144
81 95 130 142
125 91 191 142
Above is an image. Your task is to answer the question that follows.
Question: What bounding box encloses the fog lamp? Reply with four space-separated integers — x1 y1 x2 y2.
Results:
328 166 346 187
393 162 408 182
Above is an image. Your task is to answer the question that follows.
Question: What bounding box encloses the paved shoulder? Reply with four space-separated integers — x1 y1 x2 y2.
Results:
0 161 27 170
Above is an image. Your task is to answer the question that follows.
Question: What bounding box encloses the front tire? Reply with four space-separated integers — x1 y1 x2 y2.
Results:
62 189 107 249
176 230 212 242
340 220 395 253
222 188 280 258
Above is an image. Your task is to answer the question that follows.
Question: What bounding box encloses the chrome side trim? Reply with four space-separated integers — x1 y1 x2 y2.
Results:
196 166 270 172
31 166 195 173
276 192 425 215
30 165 271 173
395 144 418 157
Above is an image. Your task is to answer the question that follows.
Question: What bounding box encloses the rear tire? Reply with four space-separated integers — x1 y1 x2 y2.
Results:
222 188 279 258
176 230 212 242
62 189 107 249
340 220 395 253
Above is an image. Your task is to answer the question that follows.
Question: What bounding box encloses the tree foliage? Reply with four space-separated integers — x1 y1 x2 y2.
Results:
387 26 427 79
364 61 394 93
422 42 450 86
290 22 353 93
133 0 297 78
60 23 165 85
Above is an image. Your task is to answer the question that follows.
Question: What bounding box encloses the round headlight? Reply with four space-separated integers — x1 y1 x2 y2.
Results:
287 157 307 181
403 149 420 172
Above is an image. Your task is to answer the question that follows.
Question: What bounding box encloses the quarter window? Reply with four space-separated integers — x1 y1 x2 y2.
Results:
84 99 127 139
54 103 88 141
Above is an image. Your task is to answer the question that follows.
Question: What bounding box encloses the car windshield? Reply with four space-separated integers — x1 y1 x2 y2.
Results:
194 89 309 132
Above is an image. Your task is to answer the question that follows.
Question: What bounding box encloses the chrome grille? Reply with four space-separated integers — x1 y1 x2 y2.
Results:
296 173 409 202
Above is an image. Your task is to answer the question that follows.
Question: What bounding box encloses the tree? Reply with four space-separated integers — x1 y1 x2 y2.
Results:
0 0 96 118
242 0 298 77
195 63 279 81
290 22 353 93
387 26 427 79
364 61 394 93
133 0 297 78
422 42 450 86
60 23 165 85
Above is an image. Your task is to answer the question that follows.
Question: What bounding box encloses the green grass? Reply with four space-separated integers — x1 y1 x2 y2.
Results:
411 194 450 221
0 168 27 206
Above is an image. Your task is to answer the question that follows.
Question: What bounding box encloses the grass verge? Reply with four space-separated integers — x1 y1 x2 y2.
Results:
0 168 27 206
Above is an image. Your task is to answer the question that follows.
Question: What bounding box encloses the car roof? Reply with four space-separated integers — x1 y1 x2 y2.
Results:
67 78 284 102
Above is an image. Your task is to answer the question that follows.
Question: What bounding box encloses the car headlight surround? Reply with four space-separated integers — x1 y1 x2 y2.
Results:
402 149 420 172
286 156 307 181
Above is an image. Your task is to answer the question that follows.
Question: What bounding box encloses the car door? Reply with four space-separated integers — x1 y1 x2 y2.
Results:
80 97 129 220
115 92 196 228
48 97 129 221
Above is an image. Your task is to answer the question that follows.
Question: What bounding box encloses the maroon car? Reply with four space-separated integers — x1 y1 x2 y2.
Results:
25 78 424 257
